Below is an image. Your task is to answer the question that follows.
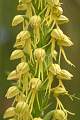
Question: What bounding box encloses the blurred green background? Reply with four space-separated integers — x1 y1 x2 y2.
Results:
0 0 80 119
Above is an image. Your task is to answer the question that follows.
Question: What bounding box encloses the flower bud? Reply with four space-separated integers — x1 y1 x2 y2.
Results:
34 48 46 62
30 15 41 28
16 62 29 74
49 64 61 76
29 78 41 90
4 107 15 119
53 109 67 120
57 69 73 80
5 86 19 99
7 70 18 81
10 50 24 60
12 15 24 26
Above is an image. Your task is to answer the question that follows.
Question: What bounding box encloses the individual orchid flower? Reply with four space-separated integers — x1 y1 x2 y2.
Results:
27 78 42 113
16 62 31 95
55 97 75 118
42 37 57 61
34 48 46 81
30 15 41 48
51 85 75 118
14 30 33 61
44 0 63 27
51 27 74 66
46 64 61 94
15 101 33 120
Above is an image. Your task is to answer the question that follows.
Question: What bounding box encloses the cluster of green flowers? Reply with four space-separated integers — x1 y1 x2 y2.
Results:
4 0 75 120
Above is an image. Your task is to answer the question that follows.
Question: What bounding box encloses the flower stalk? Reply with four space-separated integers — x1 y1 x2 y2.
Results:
4 0 76 120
